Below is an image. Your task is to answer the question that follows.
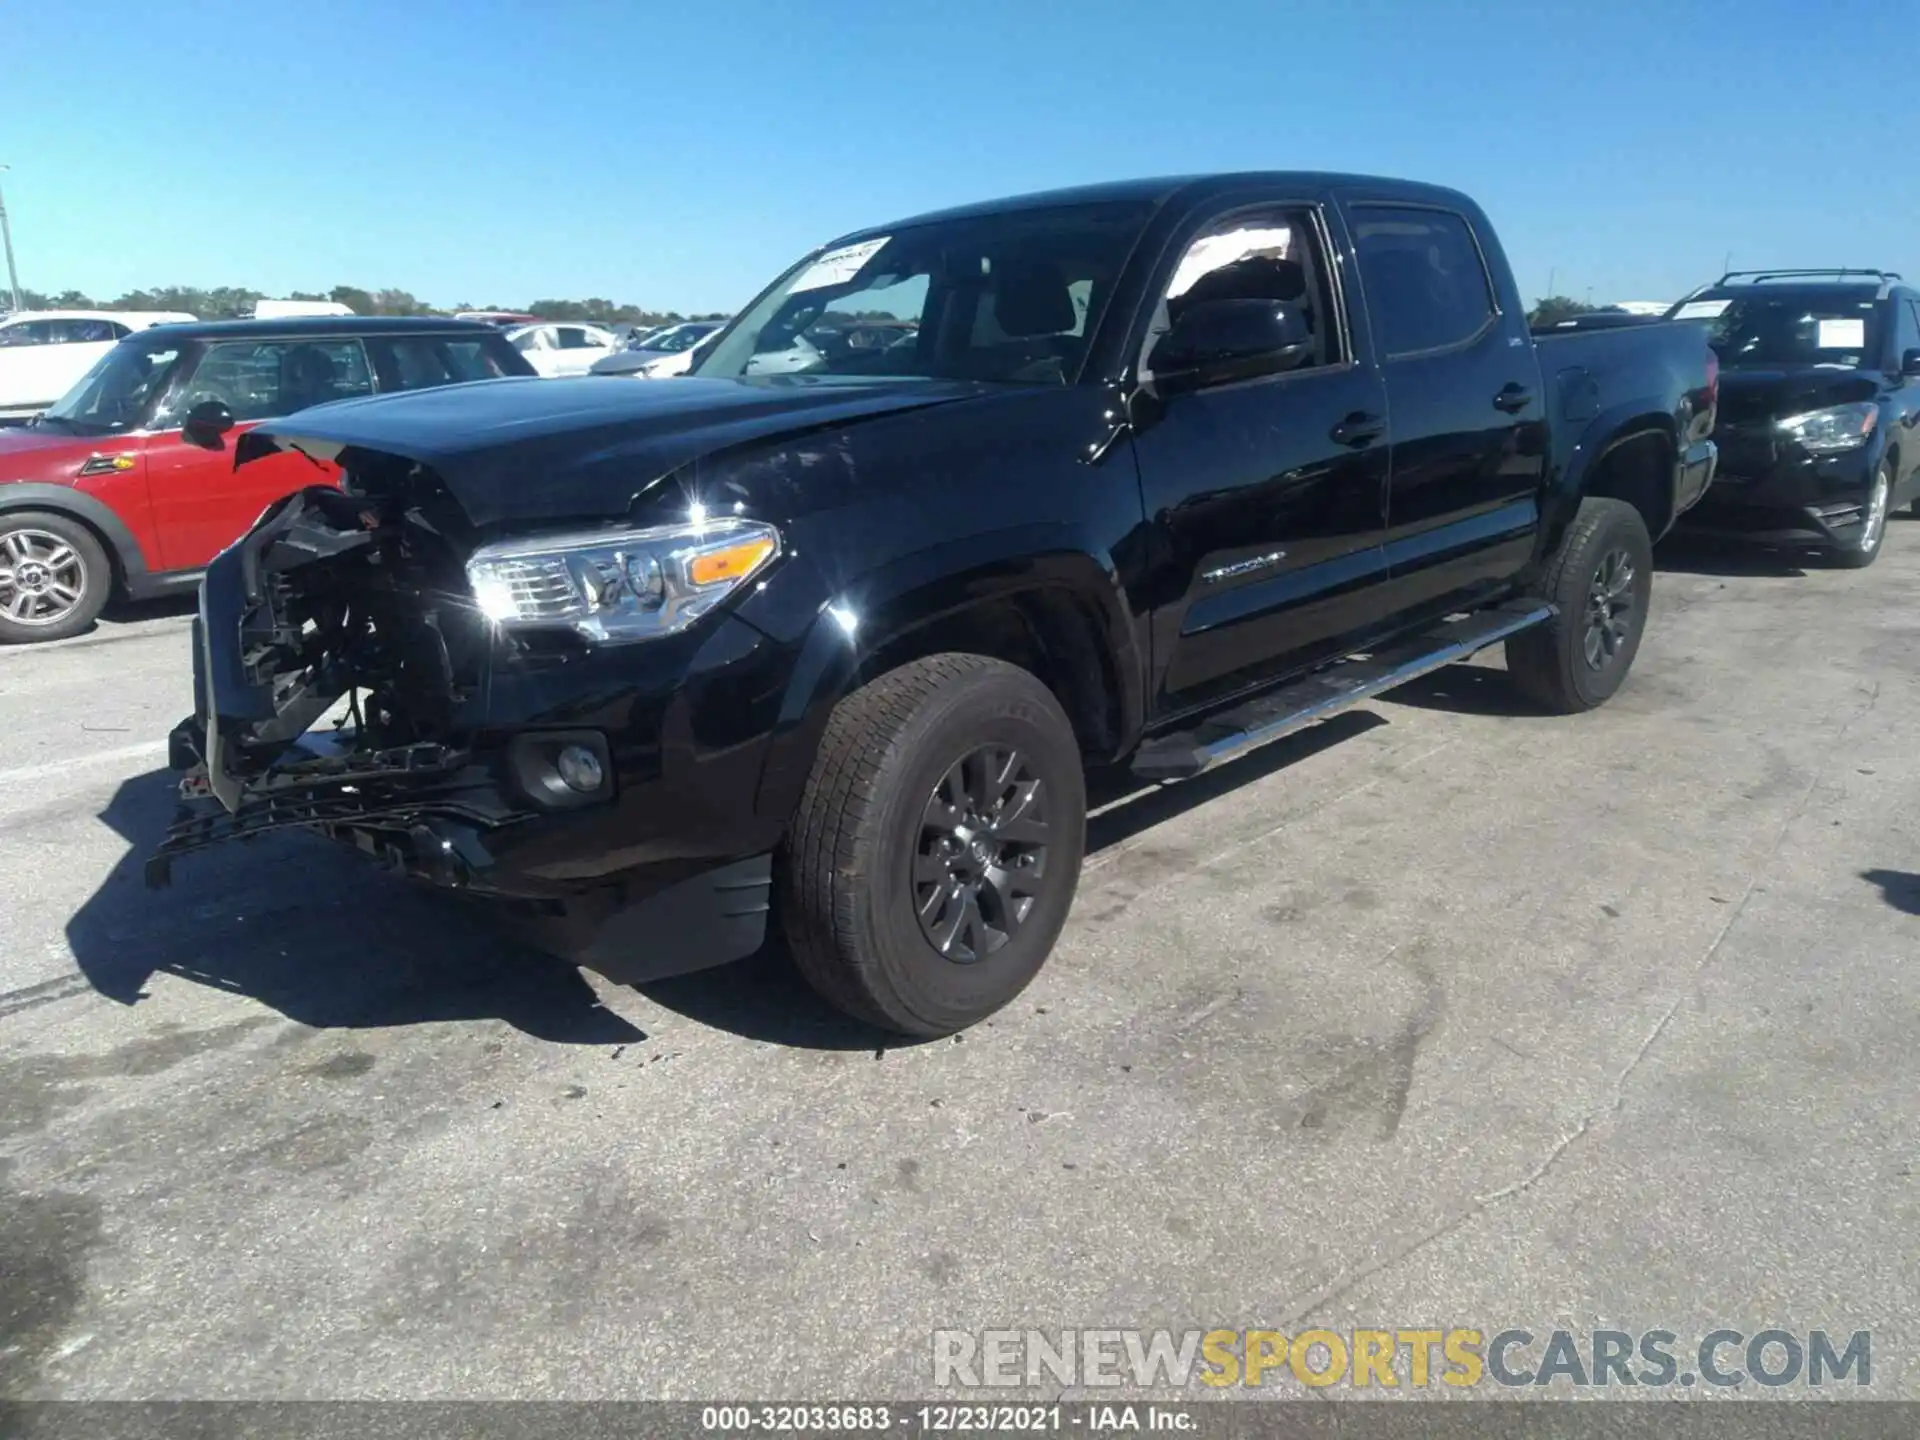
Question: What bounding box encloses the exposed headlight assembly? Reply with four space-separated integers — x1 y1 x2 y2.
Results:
1778 402 1877 454
466 516 779 642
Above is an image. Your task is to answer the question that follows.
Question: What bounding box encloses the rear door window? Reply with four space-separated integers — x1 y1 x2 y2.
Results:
372 335 519 389
162 338 373 424
51 318 123 343
1350 206 1497 358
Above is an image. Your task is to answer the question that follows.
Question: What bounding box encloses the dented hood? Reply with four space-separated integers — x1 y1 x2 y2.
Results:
239 373 992 528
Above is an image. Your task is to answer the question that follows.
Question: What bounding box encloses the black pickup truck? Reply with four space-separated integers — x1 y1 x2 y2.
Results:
154 173 1718 1036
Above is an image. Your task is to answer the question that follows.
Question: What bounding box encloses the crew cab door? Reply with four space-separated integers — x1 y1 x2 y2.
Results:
144 337 370 571
1127 200 1393 715
1342 200 1546 612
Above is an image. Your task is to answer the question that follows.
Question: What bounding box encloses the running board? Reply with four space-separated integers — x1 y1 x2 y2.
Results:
1130 600 1555 782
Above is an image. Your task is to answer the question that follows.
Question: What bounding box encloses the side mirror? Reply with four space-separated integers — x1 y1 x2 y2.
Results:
1148 298 1314 391
1902 347 1920 378
181 399 235 448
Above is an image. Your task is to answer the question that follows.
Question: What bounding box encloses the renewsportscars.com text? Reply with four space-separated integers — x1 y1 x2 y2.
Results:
932 1328 1871 1390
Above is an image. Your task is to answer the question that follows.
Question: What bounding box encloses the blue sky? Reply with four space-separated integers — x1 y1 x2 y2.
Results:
4 0 1911 312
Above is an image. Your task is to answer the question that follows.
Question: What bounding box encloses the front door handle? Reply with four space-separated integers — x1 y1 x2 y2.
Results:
1331 411 1385 447
1493 383 1534 413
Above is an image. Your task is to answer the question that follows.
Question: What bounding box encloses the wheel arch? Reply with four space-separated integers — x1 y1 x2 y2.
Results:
1535 408 1679 566
0 484 153 595
749 531 1146 830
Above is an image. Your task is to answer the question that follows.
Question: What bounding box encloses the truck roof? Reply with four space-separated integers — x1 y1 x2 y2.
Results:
845 172 1479 240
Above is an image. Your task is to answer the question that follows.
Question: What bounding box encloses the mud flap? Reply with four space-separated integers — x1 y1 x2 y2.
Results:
508 854 774 984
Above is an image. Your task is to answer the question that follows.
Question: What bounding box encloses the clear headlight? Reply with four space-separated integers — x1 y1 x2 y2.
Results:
1778 402 1877 454
466 516 779 643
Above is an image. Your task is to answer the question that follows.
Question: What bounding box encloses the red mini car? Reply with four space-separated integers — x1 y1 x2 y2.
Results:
0 316 533 642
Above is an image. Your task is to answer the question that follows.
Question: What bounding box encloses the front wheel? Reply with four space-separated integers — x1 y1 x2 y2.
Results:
0 510 113 644
1505 497 1654 714
779 654 1086 1037
1830 460 1892 569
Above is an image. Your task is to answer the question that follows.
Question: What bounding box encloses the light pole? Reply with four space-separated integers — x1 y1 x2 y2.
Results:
0 166 20 313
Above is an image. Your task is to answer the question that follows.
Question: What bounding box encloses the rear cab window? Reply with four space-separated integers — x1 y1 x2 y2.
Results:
1349 206 1498 357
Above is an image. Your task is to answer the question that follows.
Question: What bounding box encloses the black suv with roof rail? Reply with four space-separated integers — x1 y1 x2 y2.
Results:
1666 268 1920 568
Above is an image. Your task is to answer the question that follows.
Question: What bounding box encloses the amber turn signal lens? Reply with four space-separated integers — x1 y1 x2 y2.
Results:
688 537 776 587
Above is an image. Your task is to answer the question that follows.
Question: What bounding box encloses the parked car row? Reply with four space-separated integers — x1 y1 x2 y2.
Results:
0 309 198 424
147 171 1725 1040
0 316 531 640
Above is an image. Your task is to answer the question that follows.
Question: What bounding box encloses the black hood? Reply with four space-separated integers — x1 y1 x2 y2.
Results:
238 374 993 528
1713 366 1881 427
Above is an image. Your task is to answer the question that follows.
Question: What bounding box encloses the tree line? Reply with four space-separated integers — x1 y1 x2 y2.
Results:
1526 295 1603 328
10 284 728 327
11 283 1626 333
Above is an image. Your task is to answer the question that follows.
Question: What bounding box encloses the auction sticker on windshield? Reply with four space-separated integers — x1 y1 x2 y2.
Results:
792 238 890 293
1672 299 1731 320
1817 318 1866 350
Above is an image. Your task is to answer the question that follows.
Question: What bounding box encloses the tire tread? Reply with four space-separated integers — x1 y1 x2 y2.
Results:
782 653 1016 1032
1506 497 1649 713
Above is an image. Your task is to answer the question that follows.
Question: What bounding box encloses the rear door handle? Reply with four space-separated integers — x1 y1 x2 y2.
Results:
1493 384 1534 413
1331 411 1385 447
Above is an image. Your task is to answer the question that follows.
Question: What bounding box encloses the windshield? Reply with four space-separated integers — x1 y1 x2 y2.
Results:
693 200 1152 385
1674 290 1882 370
37 342 184 434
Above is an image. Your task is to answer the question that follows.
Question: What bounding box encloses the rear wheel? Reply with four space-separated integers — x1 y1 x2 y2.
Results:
779 654 1086 1037
0 511 112 644
1830 460 1892 569
1505 497 1653 713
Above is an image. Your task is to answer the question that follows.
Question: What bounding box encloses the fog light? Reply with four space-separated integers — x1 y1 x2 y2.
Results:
556 744 605 793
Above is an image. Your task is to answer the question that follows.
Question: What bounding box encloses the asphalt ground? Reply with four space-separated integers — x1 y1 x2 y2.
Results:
1 526 1916 1401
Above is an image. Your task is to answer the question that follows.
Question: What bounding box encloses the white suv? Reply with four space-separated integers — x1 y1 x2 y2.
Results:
0 310 197 421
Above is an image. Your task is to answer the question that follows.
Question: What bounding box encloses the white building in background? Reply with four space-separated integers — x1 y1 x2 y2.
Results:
252 299 355 319
1607 301 1670 315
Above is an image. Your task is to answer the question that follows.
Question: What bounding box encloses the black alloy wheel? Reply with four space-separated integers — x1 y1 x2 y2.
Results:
1505 496 1653 713
914 744 1052 963
780 653 1087 1037
1583 546 1637 673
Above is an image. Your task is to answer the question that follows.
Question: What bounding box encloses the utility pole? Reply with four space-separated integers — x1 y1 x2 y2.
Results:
0 165 20 313
1546 267 1556 299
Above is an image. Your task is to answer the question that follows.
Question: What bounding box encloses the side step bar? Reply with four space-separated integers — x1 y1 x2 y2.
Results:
1130 599 1555 782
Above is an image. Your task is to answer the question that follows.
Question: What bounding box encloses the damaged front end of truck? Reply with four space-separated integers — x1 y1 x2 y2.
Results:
152 469 539 894
147 423 811 979
144 377 994 976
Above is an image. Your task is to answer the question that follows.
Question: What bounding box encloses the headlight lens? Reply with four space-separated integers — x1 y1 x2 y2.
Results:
466 516 779 642
1778 402 1877 454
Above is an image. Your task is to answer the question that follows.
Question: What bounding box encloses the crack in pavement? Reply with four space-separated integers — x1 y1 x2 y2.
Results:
1277 679 1882 1327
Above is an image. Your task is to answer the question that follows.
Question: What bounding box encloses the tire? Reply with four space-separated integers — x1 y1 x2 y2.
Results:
0 510 113 644
1830 460 1892 569
779 653 1086 1037
1505 497 1654 714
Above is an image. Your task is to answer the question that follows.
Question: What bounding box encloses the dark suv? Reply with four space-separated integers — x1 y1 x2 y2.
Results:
1668 269 1920 567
